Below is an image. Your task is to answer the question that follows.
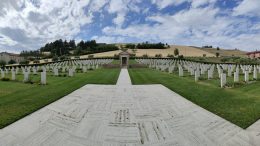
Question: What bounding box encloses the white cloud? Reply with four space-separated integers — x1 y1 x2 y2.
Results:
102 5 260 51
0 0 93 53
107 0 127 26
0 35 18 47
152 0 189 9
233 0 260 17
0 0 259 53
89 0 109 12
91 35 126 43
106 0 142 26
191 0 216 8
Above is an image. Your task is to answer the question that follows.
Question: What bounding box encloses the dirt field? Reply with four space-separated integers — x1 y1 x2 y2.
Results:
33 45 247 63
198 47 247 57
79 45 215 58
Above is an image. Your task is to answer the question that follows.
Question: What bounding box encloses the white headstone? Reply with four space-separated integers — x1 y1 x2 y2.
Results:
253 66 257 80
54 68 59 76
208 70 213 79
234 71 239 82
1 70 5 78
195 70 199 82
23 72 29 82
68 69 73 77
15 68 19 74
33 68 37 75
178 66 183 77
41 72 46 85
83 66 87 73
11 70 16 80
220 73 226 88
244 71 249 82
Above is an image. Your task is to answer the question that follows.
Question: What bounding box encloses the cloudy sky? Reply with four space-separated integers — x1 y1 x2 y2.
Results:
0 0 259 53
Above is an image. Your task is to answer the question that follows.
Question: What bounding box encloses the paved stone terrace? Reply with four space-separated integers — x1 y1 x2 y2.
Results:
0 69 259 146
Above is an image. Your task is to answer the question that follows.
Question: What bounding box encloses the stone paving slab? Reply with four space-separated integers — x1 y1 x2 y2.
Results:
0 69 258 146
116 68 132 85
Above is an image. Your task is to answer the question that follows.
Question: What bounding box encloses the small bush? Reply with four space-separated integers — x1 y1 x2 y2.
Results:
88 55 94 58
142 54 149 58
167 54 174 58
199 58 205 61
155 54 162 58
125 44 136 49
60 55 68 61
221 57 229 63
114 54 119 58
24 79 34 84
198 76 207 80
33 60 40 64
0 60 6 66
19 60 29 65
37 69 43 72
76 68 83 73
58 74 67 77
1 77 10 81
130 53 136 57
8 59 16 64
52 56 59 62
178 55 184 59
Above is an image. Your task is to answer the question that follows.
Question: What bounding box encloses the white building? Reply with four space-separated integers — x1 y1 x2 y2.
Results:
0 52 24 63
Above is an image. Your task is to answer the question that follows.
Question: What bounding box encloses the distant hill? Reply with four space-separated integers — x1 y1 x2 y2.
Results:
79 45 216 58
197 47 247 58
29 44 249 64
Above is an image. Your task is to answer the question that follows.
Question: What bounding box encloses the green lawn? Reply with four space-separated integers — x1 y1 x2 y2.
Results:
111 59 137 65
129 68 260 129
0 68 120 129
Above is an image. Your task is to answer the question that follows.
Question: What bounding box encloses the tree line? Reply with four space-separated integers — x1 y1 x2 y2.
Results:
20 39 119 57
125 42 169 49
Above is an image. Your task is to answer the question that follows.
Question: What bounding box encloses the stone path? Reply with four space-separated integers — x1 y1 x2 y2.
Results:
116 68 132 85
0 69 259 146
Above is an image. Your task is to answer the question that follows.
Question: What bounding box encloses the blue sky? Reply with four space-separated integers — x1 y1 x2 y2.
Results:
0 0 259 53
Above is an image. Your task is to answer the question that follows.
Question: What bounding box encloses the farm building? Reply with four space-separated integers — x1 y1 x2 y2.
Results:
0 52 24 63
246 51 260 58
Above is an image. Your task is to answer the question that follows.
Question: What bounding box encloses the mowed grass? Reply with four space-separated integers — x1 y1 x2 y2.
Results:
129 68 260 129
0 68 120 128
111 59 137 65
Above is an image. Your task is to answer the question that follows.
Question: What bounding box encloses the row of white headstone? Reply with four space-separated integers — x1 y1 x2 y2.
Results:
136 59 260 88
0 59 113 85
